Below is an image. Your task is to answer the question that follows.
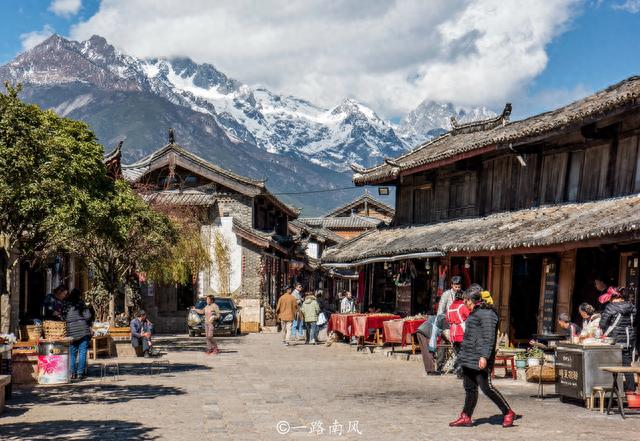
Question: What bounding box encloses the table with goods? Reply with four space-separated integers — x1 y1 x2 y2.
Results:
382 315 427 354
351 313 402 347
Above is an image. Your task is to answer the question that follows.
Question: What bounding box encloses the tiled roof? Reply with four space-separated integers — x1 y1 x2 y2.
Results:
142 191 217 206
353 76 640 185
322 194 640 263
325 192 395 217
300 215 383 230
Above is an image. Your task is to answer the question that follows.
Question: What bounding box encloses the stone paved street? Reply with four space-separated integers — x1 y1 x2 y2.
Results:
1 333 640 440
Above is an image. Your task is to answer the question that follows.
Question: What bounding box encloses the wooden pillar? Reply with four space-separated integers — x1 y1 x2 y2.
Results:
489 255 512 333
556 250 577 320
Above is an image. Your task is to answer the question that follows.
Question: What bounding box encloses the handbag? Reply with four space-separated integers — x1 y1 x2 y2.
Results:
317 312 327 327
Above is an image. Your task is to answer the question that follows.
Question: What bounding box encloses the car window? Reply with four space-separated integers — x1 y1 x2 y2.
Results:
195 299 206 310
215 299 235 310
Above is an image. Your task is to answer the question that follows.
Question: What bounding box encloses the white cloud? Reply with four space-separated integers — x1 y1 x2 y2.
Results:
20 25 55 51
49 0 82 17
70 0 580 118
613 0 640 12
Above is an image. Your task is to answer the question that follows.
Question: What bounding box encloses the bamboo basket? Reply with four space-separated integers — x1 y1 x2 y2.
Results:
43 320 67 339
526 365 556 383
19 325 42 341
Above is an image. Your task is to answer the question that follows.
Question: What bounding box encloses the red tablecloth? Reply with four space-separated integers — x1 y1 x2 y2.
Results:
383 319 427 346
329 313 364 336
352 314 401 338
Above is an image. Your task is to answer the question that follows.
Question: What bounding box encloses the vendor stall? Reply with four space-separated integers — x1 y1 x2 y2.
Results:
555 342 623 404
352 313 401 345
383 317 427 354
328 313 364 337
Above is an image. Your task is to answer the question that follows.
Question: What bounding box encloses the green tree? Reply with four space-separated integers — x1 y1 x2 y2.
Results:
0 84 108 331
74 179 178 323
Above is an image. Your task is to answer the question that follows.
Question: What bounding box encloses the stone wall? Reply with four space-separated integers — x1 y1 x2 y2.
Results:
239 241 264 332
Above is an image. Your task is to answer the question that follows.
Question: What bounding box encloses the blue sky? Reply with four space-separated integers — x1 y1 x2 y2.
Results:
0 1 639 119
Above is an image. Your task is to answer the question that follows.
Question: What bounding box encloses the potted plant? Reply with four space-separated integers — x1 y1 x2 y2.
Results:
515 352 527 369
526 347 544 367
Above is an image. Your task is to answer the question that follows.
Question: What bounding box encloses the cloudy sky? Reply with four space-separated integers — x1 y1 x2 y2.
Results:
1 0 639 119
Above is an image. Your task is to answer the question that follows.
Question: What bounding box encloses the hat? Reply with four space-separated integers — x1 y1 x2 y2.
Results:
451 276 462 284
481 291 494 305
598 286 621 304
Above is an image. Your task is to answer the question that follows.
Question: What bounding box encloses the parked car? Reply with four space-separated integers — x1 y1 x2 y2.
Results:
187 297 240 337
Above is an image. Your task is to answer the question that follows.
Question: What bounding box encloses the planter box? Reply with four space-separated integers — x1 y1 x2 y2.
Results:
241 321 260 334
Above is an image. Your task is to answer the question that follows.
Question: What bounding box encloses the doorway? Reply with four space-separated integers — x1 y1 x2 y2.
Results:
509 255 543 341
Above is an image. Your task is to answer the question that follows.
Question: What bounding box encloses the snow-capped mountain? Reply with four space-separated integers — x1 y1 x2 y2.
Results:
397 101 497 146
0 34 495 212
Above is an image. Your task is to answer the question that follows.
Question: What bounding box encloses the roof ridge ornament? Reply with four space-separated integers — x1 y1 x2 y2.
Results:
168 127 175 144
450 103 512 136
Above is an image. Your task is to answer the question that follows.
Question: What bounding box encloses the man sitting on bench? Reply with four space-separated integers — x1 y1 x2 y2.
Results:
130 310 153 357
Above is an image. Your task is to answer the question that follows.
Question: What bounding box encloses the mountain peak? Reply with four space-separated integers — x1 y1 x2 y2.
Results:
397 99 496 147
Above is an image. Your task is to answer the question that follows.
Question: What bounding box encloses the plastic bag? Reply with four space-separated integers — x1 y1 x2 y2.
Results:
317 312 327 327
188 310 202 327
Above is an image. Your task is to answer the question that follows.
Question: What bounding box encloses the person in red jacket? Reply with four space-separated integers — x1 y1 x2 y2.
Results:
447 290 470 358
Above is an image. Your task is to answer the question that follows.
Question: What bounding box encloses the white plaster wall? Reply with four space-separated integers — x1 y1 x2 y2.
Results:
206 217 242 295
306 242 319 259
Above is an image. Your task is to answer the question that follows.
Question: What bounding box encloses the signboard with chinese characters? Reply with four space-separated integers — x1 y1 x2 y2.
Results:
555 349 583 398
541 258 559 334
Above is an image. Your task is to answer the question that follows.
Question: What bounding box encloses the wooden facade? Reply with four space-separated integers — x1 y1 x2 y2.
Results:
324 76 640 340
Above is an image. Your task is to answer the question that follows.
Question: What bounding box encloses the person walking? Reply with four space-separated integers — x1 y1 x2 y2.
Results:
450 286 516 428
599 287 637 392
301 291 321 344
276 286 298 346
193 295 220 355
62 288 93 380
291 283 305 340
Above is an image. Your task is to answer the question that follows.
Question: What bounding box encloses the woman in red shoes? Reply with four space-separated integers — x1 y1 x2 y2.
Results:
449 286 517 428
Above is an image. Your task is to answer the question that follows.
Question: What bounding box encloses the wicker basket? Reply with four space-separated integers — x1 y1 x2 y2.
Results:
43 320 67 339
526 365 556 383
19 325 43 341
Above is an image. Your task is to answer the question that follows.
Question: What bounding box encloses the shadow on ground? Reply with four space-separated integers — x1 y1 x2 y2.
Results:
9 383 186 407
87 362 212 377
0 419 158 440
152 335 247 353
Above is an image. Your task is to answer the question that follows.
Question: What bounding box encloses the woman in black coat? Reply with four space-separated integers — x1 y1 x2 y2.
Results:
449 286 516 428
599 287 637 392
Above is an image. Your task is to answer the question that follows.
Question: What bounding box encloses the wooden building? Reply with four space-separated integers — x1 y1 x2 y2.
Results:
299 192 394 240
118 133 299 333
323 76 640 342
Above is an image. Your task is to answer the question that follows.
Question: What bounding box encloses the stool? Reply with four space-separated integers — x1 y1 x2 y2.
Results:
591 386 613 413
150 360 171 376
99 362 120 381
492 355 517 380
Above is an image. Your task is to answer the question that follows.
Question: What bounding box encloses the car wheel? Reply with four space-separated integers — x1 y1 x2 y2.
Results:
188 330 196 337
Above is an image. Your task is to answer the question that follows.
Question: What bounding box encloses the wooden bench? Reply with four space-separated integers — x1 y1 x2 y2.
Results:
88 335 112 360
0 374 10 415
108 326 135 357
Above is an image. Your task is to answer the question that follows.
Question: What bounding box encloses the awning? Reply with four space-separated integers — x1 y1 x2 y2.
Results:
322 194 640 264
